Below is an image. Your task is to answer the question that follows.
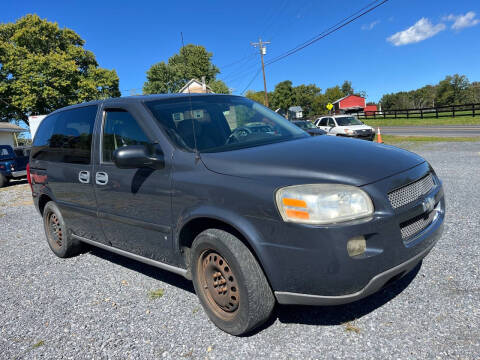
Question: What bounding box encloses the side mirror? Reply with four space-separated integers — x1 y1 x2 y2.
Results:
329 123 335 128
113 145 164 169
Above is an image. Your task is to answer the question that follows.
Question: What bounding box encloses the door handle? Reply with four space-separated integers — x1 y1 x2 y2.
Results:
78 171 90 184
95 172 109 185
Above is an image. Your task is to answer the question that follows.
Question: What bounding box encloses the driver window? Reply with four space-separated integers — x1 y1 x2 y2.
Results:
102 109 150 163
328 118 335 127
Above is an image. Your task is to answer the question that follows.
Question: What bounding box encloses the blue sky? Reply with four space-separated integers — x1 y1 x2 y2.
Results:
1 0 479 102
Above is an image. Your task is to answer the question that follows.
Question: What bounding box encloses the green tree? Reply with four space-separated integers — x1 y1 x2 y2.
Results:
143 44 227 94
341 80 354 96
208 79 230 94
293 84 321 117
468 82 480 103
245 90 266 104
0 14 120 126
436 74 470 106
324 86 344 103
271 80 294 112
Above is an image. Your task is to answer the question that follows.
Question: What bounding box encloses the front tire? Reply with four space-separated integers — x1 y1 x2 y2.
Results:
191 229 275 336
0 174 9 188
43 201 83 258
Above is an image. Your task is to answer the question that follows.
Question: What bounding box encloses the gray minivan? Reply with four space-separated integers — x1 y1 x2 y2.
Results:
28 94 445 335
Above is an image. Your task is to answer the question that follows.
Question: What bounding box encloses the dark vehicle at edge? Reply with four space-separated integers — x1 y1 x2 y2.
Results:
28 94 445 336
0 145 30 187
292 120 327 136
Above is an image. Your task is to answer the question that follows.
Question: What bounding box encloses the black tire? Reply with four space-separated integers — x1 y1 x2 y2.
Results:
0 174 9 188
191 229 275 335
42 201 83 258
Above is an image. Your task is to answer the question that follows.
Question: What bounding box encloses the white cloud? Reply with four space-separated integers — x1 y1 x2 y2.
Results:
361 20 380 31
443 11 480 30
387 18 446 46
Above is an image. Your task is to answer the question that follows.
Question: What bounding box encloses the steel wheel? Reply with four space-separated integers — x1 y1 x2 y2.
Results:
47 212 63 250
197 250 240 320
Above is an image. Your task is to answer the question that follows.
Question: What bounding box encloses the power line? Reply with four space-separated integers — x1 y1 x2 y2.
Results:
217 52 257 69
240 67 262 95
218 52 259 82
265 0 389 66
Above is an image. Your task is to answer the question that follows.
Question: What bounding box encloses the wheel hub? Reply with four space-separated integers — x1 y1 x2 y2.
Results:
48 213 63 248
200 251 239 313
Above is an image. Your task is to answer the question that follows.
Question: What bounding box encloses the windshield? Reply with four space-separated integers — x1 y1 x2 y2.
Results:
0 146 13 160
294 121 316 129
146 96 307 152
335 117 364 126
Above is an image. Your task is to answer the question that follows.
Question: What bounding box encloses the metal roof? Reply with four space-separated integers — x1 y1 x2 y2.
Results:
0 122 26 133
288 106 303 112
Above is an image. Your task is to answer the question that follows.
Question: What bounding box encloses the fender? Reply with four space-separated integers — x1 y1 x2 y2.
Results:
174 204 270 273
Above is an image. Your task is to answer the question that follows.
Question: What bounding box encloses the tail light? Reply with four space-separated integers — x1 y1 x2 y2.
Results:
26 163 33 192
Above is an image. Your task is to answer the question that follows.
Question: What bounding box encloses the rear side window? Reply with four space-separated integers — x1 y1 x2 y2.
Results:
32 106 97 164
102 110 150 163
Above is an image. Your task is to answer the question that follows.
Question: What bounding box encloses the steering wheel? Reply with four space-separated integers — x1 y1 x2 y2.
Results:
227 127 250 144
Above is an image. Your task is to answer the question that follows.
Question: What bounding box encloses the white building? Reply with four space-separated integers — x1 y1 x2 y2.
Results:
0 123 25 147
179 79 213 94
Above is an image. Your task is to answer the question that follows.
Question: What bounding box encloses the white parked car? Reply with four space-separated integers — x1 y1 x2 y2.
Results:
314 115 375 141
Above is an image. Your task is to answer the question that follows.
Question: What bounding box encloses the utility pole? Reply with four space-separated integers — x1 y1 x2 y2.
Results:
251 38 270 107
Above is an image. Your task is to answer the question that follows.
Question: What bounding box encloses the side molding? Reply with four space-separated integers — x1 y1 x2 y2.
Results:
72 234 189 279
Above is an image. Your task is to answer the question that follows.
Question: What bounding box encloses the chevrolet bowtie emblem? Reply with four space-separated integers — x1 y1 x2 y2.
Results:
422 197 435 213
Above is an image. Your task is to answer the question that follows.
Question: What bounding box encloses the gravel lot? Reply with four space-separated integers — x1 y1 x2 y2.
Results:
1 142 479 360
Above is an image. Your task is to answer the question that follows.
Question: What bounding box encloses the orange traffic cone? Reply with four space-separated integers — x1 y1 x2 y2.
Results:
376 127 383 143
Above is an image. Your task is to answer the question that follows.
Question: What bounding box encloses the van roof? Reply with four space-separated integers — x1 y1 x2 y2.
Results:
50 93 239 114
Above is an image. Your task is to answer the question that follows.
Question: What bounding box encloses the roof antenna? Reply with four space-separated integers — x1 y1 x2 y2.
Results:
181 32 200 161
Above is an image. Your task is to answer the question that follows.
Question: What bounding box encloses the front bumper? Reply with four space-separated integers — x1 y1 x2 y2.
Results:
254 162 445 305
11 170 27 178
343 132 375 141
275 231 439 305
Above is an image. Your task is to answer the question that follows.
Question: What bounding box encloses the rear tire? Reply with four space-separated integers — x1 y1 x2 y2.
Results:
0 174 9 188
43 201 83 258
191 229 275 336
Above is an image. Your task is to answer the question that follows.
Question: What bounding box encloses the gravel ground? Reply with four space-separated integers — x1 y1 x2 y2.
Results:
1 142 479 360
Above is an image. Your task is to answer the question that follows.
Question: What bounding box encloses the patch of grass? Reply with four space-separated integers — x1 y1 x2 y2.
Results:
148 288 165 300
344 322 360 333
33 340 45 348
378 135 480 144
364 115 480 127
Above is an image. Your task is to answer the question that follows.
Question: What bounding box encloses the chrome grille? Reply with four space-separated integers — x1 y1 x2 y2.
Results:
388 174 434 209
400 210 436 241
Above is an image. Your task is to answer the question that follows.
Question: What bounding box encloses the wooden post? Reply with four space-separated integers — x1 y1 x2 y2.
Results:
420 109 423 119
452 105 455 117
395 110 397 119
435 107 438 118
406 110 409 119
473 103 475 117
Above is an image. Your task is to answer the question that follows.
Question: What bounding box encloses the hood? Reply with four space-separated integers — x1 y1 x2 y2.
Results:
200 136 425 186
306 128 326 135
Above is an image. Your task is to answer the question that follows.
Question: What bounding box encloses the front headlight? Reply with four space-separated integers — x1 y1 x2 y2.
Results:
344 129 356 135
275 184 374 225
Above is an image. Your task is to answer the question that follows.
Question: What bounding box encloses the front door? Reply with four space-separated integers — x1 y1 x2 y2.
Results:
93 106 174 263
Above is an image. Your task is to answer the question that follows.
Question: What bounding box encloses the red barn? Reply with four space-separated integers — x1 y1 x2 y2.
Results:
364 104 378 116
333 95 366 113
